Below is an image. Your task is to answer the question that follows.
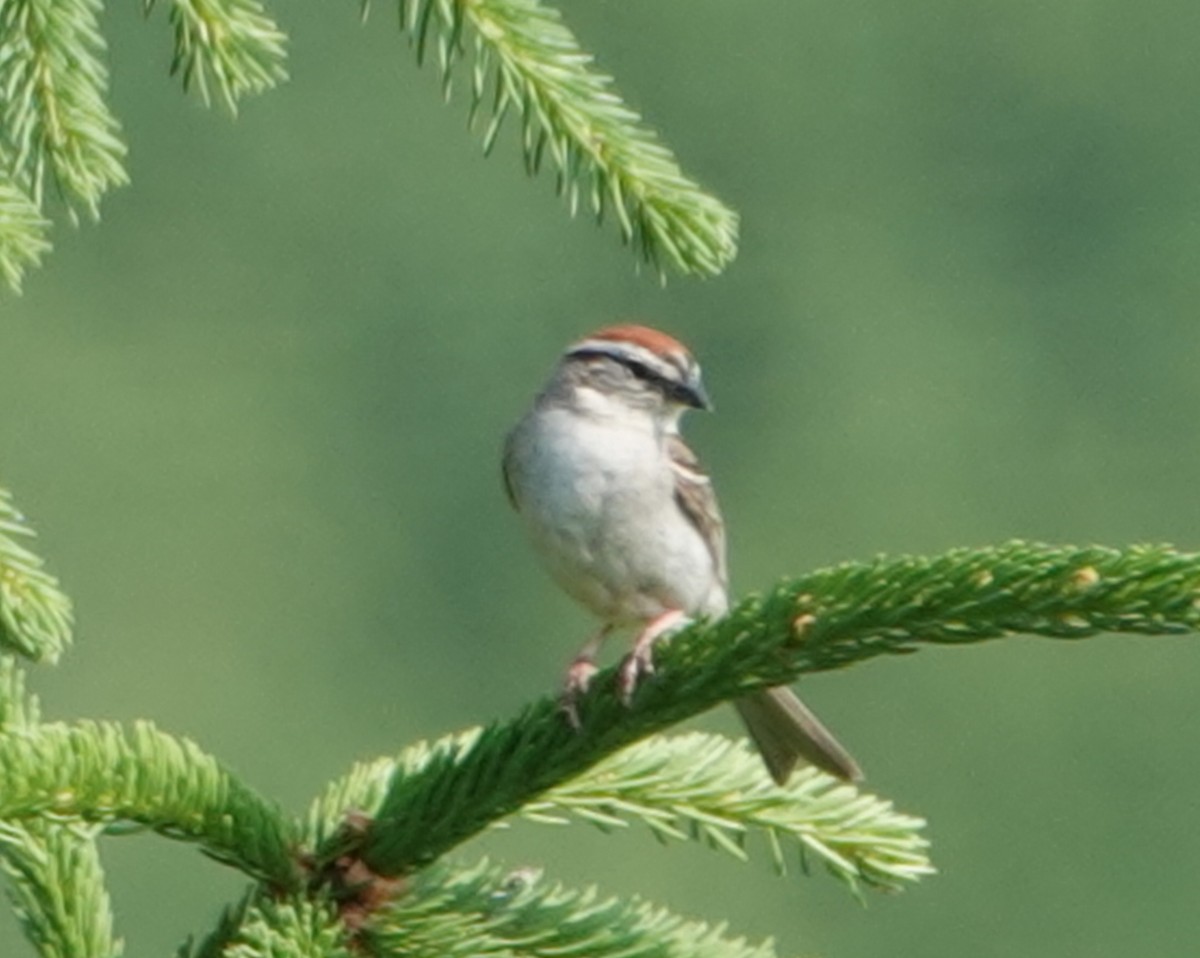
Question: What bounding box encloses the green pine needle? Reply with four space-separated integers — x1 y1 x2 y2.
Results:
370 857 777 958
358 542 1200 876
0 487 73 664
386 0 739 277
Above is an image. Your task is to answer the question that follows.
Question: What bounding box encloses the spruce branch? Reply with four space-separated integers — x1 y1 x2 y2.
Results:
384 0 739 277
0 658 122 958
0 174 50 292
368 858 776 958
0 487 73 664
0 720 300 888
0 0 127 215
307 732 928 897
357 541 1200 875
0 820 123 958
146 0 288 112
520 732 931 894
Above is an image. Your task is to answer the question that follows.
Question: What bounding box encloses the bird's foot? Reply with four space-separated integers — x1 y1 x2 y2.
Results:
618 609 688 706
560 657 599 730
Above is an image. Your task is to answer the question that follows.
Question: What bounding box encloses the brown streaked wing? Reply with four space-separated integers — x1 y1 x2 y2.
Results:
666 434 728 591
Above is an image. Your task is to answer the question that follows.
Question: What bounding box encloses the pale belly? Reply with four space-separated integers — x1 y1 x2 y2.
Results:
509 411 723 623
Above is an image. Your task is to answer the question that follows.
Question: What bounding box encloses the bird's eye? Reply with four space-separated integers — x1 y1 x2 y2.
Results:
623 360 657 383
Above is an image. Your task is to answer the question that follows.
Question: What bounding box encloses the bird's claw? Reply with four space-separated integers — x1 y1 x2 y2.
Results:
617 645 656 706
560 658 599 730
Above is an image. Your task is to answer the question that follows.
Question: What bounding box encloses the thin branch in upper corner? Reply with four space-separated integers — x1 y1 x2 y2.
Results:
384 0 739 279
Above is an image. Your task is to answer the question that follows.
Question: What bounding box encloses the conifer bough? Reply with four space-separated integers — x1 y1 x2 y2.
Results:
3 484 1198 957
0 0 736 290
358 541 1200 874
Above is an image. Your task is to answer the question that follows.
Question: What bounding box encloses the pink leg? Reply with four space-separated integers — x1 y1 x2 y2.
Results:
560 626 611 729
618 610 688 706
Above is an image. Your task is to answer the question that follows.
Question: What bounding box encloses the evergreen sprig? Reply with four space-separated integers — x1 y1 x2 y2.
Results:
370 858 776 958
0 654 122 958
0 0 127 215
0 719 299 888
307 731 928 896
0 0 286 290
358 541 1200 875
386 0 739 277
0 488 73 664
0 0 738 289
520 732 932 893
147 0 289 112
0 820 123 958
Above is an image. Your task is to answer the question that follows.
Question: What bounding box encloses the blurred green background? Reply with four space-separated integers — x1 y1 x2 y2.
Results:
4 0 1200 954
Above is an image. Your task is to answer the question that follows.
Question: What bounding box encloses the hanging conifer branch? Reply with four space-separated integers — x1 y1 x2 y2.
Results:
386 0 739 278
0 0 285 290
0 0 736 288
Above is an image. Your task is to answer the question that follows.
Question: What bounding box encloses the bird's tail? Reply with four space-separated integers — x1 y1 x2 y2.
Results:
734 687 862 785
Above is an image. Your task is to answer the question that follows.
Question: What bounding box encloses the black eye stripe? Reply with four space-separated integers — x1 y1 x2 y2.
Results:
623 358 663 383
572 348 693 402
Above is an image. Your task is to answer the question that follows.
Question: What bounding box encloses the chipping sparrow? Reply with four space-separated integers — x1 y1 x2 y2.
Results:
502 324 862 784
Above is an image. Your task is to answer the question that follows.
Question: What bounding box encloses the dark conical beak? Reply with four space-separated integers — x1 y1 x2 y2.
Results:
684 376 713 411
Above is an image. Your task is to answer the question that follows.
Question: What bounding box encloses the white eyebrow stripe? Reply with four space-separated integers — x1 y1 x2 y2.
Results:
568 340 686 382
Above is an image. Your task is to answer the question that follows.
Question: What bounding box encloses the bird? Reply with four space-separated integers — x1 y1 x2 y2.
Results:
502 323 862 784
